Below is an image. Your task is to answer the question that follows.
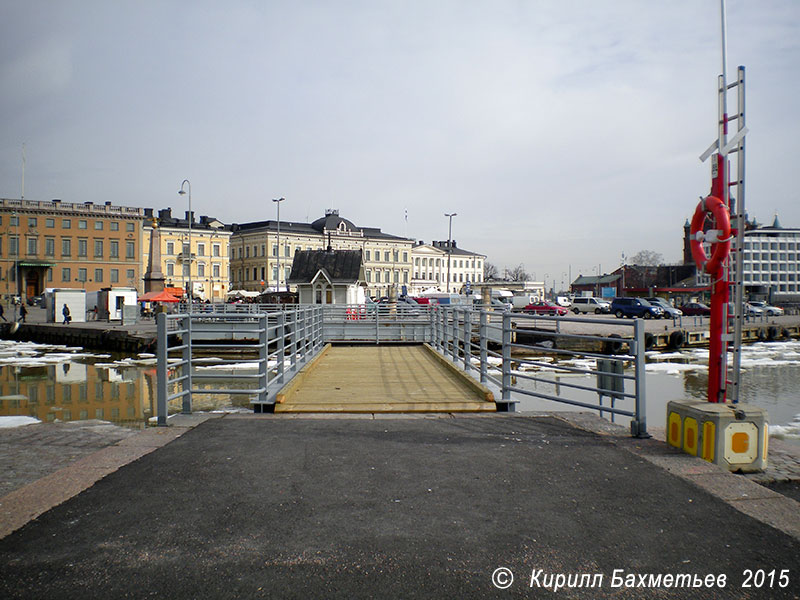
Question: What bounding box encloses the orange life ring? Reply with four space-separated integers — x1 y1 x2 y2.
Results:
690 195 731 275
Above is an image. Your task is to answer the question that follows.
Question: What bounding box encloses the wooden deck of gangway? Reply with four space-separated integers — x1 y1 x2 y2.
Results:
274 344 496 413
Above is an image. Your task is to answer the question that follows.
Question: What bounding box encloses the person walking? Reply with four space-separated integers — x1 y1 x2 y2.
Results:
19 303 27 323
62 303 71 325
0 304 6 322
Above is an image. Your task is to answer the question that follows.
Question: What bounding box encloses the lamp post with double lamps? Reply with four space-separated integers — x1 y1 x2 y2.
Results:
444 213 457 293
178 180 192 310
273 197 285 291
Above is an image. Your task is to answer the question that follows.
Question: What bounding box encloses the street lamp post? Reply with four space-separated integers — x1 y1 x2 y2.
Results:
178 180 192 309
444 213 456 293
273 198 285 292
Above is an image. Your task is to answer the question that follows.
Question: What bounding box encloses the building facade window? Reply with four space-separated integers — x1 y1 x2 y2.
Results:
94 240 104 258
45 238 55 256
126 241 135 259
95 268 103 282
110 269 119 283
27 237 38 255
62 268 71 282
110 240 119 258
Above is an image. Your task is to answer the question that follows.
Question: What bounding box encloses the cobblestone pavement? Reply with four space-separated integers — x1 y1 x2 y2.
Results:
0 420 139 497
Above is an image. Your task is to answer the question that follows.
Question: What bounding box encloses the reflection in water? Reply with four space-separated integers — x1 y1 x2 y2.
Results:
0 361 150 428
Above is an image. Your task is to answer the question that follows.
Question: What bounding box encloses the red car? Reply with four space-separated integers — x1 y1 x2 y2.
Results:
680 302 711 316
522 301 568 316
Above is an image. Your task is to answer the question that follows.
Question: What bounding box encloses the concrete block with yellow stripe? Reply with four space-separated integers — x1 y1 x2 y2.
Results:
666 401 768 473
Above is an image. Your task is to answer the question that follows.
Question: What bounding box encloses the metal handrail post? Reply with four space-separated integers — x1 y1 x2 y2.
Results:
480 309 488 384
156 312 168 426
375 303 380 344
502 312 512 407
632 319 650 438
450 308 457 362
258 313 267 403
462 308 470 371
290 307 298 371
277 310 286 384
181 315 192 414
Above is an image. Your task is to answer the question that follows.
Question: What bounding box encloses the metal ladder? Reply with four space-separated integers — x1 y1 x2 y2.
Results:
701 65 747 403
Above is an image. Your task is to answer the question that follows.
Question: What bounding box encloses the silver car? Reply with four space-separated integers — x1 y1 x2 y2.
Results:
645 297 683 319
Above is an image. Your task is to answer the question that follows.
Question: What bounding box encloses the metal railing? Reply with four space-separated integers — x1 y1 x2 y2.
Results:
430 306 649 438
155 303 648 437
321 303 433 343
155 306 324 424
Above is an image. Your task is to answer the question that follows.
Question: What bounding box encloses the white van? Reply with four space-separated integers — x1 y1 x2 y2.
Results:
571 297 611 314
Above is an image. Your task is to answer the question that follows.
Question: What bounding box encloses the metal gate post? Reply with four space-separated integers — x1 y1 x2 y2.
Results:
258 313 267 403
632 319 650 438
181 315 192 414
156 312 168 426
479 309 488 384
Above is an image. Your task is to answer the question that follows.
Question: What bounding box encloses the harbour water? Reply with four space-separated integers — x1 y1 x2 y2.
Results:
0 339 798 445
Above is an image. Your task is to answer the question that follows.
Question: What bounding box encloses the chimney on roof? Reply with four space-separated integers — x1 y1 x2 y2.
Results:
158 208 172 220
144 208 154 218
185 210 194 224
105 201 111 206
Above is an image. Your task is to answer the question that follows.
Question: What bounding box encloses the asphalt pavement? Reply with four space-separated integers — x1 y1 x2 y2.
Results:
1 414 798 599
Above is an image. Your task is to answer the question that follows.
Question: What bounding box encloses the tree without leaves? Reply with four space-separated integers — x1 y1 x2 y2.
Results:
629 250 663 266
505 264 530 281
484 262 499 280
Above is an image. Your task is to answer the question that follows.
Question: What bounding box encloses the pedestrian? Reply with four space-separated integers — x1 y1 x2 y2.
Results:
19 304 27 323
62 303 71 325
0 303 6 322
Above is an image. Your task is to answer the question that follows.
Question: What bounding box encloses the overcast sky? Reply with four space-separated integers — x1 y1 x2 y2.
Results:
2 1 798 289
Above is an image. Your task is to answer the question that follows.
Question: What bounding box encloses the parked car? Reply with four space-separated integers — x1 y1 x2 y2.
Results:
744 302 763 317
571 296 611 314
610 297 664 319
748 301 784 316
680 302 711 316
645 297 683 319
522 301 569 316
473 297 511 311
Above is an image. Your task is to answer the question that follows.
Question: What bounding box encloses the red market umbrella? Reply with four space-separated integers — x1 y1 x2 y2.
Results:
139 290 180 303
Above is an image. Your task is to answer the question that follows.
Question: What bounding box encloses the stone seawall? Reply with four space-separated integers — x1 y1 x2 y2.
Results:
0 323 156 354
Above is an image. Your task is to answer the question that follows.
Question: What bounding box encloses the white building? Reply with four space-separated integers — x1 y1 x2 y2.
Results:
230 210 413 300
410 241 485 295
735 216 800 300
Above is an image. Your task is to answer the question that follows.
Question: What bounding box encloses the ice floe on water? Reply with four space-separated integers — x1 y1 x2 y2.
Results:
769 414 800 441
646 362 708 375
0 416 40 428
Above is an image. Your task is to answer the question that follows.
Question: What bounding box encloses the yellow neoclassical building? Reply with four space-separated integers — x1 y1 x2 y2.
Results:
142 208 231 301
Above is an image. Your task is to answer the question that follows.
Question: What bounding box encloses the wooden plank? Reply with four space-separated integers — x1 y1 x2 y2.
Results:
278 345 496 413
